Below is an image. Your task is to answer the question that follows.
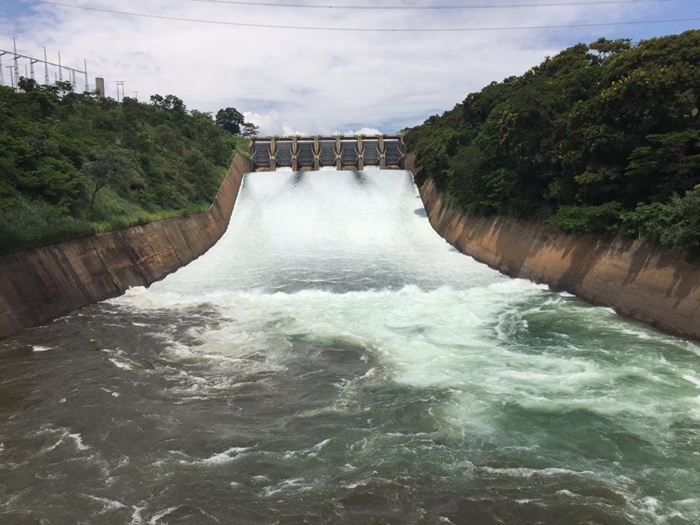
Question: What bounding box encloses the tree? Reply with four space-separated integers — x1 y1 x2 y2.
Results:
589 37 631 63
42 80 74 98
241 122 259 137
81 147 137 211
17 77 40 92
215 107 245 135
670 185 700 260
150 94 187 117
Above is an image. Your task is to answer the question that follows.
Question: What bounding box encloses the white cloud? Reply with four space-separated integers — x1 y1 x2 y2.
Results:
342 127 383 137
244 111 308 137
0 0 675 134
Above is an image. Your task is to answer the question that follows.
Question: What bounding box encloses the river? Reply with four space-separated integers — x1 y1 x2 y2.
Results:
1 169 699 524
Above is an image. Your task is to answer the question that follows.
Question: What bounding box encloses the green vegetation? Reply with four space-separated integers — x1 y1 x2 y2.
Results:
406 30 700 259
0 79 251 255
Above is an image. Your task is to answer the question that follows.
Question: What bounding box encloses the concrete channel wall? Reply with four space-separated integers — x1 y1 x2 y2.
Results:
417 176 700 341
0 154 251 339
4 153 698 342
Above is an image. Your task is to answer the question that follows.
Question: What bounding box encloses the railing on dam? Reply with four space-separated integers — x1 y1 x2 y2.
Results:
250 136 406 172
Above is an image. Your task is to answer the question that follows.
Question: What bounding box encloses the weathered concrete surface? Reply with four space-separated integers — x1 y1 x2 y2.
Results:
0 154 251 339
418 177 700 341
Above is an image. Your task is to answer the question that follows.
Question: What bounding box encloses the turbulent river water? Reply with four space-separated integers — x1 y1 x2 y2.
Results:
1 169 699 524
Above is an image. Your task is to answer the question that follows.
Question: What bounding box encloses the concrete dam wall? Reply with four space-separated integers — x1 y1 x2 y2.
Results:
250 136 405 172
418 176 700 341
0 154 251 339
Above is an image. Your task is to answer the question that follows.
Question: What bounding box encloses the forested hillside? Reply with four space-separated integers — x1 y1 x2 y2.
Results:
406 30 700 259
0 80 250 254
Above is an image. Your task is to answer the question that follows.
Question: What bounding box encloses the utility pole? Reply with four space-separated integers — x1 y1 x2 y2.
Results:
13 38 19 85
84 59 89 92
115 81 125 102
43 48 49 85
58 51 62 81
30 59 39 80
0 51 5 86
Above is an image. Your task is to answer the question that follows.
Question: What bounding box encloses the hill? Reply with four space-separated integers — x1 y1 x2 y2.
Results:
0 80 249 254
405 30 700 259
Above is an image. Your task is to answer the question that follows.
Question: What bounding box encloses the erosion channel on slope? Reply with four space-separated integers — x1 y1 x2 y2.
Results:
1 169 699 524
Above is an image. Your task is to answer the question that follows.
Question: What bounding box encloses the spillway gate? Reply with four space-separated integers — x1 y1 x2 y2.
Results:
250 136 405 172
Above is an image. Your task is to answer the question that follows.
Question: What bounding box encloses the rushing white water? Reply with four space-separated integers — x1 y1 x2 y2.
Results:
1 169 699 524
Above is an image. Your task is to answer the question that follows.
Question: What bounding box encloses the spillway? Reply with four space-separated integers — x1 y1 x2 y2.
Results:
1 170 699 524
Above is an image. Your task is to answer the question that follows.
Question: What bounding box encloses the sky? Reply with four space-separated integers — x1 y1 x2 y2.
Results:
0 0 698 136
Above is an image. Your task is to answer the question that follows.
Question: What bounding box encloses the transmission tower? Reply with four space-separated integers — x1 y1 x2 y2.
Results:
0 39 89 90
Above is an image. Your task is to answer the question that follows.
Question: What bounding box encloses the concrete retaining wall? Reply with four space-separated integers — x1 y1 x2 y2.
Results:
0 154 251 339
4 154 698 341
418 177 700 341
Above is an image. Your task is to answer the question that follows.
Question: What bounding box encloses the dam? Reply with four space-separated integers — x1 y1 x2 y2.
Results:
250 135 406 171
0 168 699 523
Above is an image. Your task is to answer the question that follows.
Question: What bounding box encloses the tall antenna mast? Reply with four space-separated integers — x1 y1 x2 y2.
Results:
30 59 39 80
44 48 49 85
13 38 19 84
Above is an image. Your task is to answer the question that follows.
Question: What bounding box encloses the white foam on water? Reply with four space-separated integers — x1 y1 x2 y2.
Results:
32 345 53 352
196 446 252 466
108 358 133 370
81 494 127 514
38 426 90 454
148 506 181 524
682 373 700 388
130 505 146 525
283 438 333 460
68 432 89 451
262 477 313 497
479 466 599 480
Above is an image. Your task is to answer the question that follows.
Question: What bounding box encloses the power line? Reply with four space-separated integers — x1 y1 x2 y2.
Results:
192 0 671 10
37 1 700 32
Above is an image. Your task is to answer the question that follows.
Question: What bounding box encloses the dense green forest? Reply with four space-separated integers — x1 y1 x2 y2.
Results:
406 30 700 259
0 79 250 254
